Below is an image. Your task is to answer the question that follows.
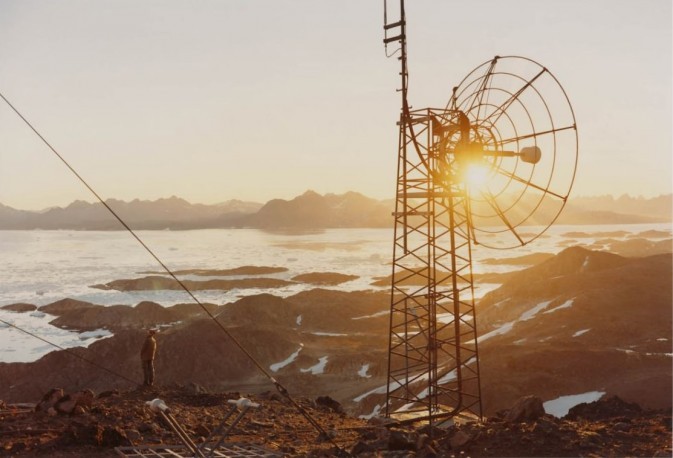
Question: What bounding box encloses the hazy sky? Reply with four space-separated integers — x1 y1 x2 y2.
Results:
0 0 671 210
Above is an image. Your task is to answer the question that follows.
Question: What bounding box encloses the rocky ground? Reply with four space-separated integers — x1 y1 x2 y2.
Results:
0 387 670 457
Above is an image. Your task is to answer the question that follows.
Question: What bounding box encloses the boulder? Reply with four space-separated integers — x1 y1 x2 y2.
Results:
315 395 344 414
101 425 130 447
188 382 208 395
35 388 64 412
388 428 417 451
504 395 546 423
449 430 472 449
54 389 95 415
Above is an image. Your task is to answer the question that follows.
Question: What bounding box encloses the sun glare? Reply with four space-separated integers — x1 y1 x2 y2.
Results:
464 163 490 189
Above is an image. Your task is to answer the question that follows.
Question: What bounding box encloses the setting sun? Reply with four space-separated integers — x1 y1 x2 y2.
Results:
464 162 491 189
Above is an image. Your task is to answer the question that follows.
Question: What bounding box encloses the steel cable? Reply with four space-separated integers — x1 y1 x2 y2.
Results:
0 91 348 455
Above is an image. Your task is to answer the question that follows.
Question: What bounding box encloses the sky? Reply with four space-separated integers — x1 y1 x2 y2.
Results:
0 0 671 211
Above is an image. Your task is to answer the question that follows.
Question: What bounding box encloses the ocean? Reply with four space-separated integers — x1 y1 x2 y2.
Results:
1 223 669 362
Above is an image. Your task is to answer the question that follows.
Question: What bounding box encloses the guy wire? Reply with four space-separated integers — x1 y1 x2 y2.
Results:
0 91 347 454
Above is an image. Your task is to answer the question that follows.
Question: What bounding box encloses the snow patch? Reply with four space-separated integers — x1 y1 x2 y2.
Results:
311 332 348 337
352 310 388 320
573 329 590 337
359 404 382 420
543 391 606 418
269 344 303 372
301 356 328 375
657 338 668 342
580 256 590 272
296 315 302 326
477 300 557 343
358 364 372 378
491 299 511 308
478 321 515 343
353 385 387 403
544 299 574 315
437 313 473 324
395 402 416 413
520 300 553 321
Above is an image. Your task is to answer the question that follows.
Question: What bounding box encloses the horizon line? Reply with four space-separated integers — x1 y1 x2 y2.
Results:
2 190 672 213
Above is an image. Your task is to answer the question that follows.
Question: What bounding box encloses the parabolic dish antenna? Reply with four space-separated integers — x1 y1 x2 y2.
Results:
439 55 578 249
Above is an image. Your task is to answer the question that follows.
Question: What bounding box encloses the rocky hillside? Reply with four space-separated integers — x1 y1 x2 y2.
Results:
0 386 670 457
0 247 670 436
474 246 672 414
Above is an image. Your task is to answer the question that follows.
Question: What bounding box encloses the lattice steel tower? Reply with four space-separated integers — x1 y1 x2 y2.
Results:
382 0 578 426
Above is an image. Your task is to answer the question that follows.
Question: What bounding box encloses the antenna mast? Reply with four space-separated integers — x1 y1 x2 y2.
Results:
383 0 484 427
381 1 577 429
383 0 408 113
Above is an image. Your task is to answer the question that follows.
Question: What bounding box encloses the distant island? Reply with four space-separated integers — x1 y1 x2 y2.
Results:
0 191 670 230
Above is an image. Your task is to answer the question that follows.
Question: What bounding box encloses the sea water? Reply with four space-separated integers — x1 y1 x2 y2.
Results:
0 223 669 362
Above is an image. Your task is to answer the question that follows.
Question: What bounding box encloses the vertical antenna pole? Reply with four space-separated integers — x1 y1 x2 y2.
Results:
383 0 483 427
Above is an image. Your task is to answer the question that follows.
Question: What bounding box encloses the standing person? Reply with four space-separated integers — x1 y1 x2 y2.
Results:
140 329 157 387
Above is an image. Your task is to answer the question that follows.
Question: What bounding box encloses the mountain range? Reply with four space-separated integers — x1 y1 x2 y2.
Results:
0 191 670 230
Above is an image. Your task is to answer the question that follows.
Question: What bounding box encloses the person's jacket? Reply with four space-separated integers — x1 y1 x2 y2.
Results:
140 336 157 361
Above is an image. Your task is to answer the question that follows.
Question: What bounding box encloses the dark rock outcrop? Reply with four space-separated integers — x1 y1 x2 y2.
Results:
504 395 546 422
140 266 288 276
41 298 97 315
566 395 643 421
49 301 179 331
1 303 37 312
291 272 359 285
91 276 294 292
